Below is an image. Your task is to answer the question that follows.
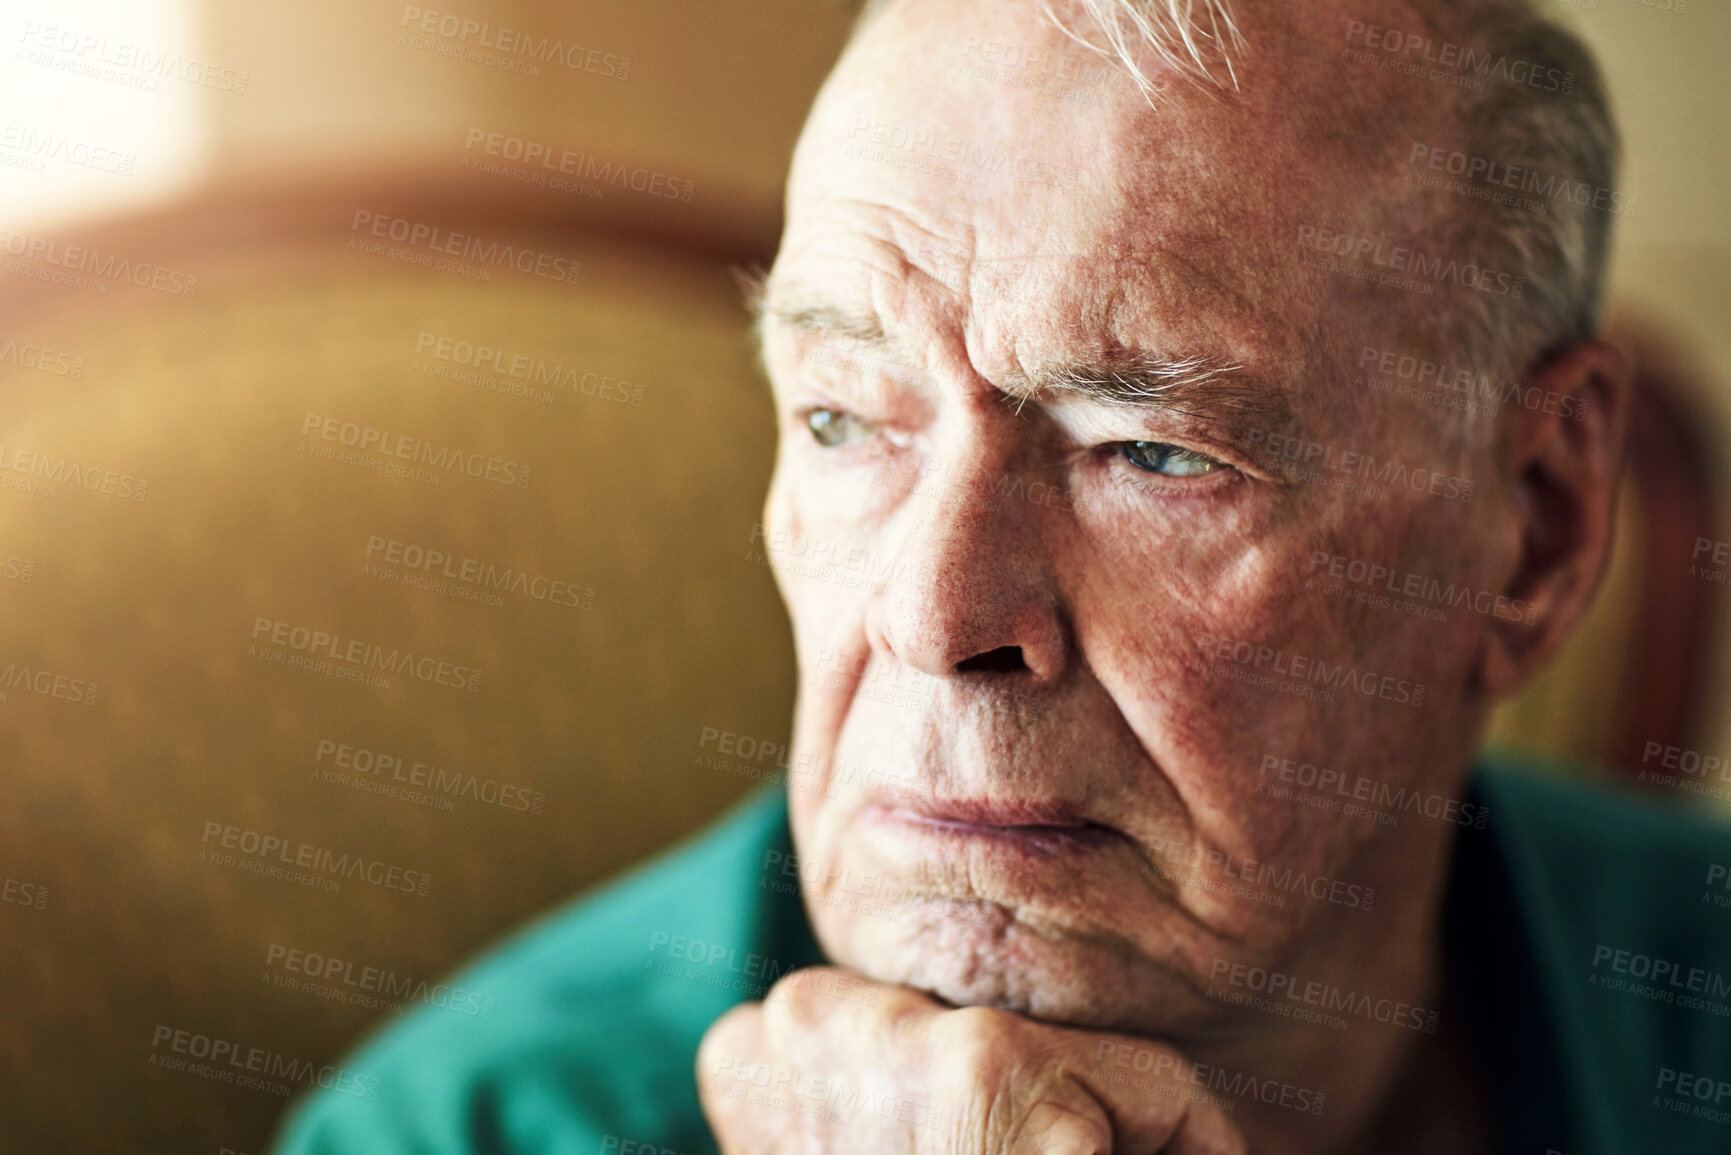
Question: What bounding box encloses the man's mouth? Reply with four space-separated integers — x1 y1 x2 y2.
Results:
867 798 1123 853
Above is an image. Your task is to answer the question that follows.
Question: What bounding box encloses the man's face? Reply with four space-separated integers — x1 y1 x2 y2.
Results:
759 0 1513 1037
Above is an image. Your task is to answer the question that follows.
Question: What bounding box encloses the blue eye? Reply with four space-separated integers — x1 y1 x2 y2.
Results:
805 407 875 448
1120 441 1222 477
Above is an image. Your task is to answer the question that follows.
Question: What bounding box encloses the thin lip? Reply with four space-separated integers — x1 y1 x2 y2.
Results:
872 798 1119 838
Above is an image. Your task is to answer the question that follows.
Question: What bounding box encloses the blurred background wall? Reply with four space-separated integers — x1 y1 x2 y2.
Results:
0 0 1725 1151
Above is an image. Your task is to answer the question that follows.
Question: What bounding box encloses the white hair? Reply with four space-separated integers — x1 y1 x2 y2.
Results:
1036 0 1246 95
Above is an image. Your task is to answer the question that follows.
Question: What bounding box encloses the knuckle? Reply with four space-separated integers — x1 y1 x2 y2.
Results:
935 1004 1018 1053
1012 1101 1110 1155
928 1005 1023 1100
1180 1103 1250 1155
762 966 829 1020
698 1003 759 1065
1213 1123 1251 1155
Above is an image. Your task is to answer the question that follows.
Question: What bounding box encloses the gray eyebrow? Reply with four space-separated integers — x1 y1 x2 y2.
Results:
751 292 885 345
1010 355 1295 432
750 279 1291 430
746 271 883 334
1043 354 1241 403
774 305 885 343
743 275 890 383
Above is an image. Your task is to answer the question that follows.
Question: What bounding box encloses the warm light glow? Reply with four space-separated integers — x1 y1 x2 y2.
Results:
0 0 208 231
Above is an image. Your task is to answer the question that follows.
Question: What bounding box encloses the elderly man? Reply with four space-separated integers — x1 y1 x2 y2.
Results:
275 0 1731 1152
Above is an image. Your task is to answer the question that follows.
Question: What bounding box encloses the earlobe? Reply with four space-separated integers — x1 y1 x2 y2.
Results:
1476 338 1632 699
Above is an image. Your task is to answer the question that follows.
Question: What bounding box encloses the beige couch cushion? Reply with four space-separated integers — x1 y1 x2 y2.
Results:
0 187 792 1150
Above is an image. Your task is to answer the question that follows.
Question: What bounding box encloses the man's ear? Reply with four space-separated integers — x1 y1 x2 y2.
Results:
1478 337 1633 697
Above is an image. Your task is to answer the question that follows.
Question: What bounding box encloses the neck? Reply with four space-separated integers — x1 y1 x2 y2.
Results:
1182 802 1483 1155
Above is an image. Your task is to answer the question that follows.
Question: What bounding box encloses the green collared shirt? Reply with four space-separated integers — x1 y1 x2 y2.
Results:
272 759 1731 1155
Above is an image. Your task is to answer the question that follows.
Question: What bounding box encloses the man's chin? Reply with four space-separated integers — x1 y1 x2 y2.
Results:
812 896 1208 1035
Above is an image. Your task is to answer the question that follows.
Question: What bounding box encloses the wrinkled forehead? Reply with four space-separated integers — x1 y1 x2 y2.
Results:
777 0 1444 378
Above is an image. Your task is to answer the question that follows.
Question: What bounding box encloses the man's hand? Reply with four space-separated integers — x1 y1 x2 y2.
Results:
697 967 1247 1154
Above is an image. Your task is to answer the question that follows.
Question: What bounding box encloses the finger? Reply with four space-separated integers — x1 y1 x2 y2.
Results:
1096 1073 1247 1155
1007 1099 1115 1155
696 1001 763 1084
695 1002 768 1151
1163 1103 1250 1155
1052 1037 1248 1155
1001 1064 1243 1155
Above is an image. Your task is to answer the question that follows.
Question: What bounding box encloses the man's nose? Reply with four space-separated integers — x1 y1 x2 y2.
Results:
866 455 1068 683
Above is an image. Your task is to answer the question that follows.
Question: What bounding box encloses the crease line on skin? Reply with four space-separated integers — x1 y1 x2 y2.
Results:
1000 899 1237 1011
841 197 981 319
765 251 1306 436
1115 802 1266 970
797 648 871 798
762 285 1281 433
